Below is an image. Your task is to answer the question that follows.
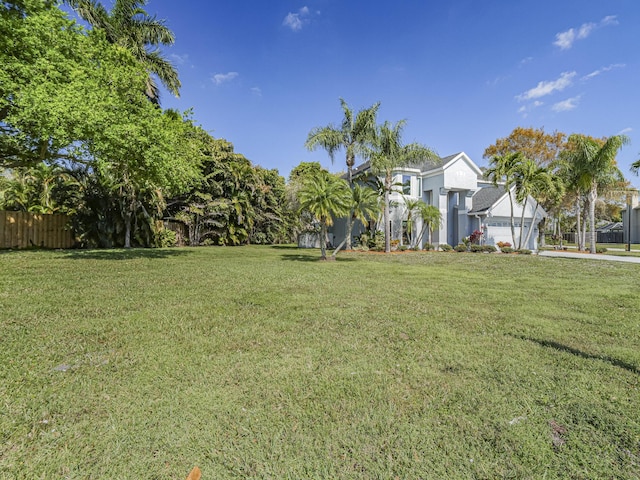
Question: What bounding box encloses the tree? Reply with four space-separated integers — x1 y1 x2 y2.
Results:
402 197 424 247
511 158 554 249
305 99 380 249
298 171 351 260
563 134 629 253
415 203 442 247
331 183 379 256
484 127 566 167
369 120 437 253
483 152 523 247
66 0 180 102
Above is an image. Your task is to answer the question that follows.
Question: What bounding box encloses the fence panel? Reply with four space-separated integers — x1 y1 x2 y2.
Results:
0 211 74 249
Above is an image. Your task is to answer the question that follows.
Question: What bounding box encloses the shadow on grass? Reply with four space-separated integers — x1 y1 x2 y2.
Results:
269 245 300 250
61 248 192 260
514 334 639 375
279 253 356 262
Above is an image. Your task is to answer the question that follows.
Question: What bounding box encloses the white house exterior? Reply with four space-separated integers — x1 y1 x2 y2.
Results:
330 152 546 250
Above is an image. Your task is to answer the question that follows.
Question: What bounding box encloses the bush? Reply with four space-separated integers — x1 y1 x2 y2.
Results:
154 229 177 248
440 243 452 252
483 245 497 253
470 244 484 253
596 247 608 253
516 249 532 255
501 247 514 253
398 245 408 251
497 241 512 249
423 243 435 251
454 244 467 252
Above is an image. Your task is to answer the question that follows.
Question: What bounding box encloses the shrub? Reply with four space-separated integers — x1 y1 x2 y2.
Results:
469 229 484 245
497 241 512 249
516 249 532 255
154 229 177 248
423 243 435 251
596 247 608 253
398 245 408 251
483 245 497 253
440 243 452 252
470 244 484 253
454 244 468 252
501 247 514 253
411 245 421 251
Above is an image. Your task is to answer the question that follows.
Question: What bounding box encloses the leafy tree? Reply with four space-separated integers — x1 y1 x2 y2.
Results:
66 0 180 102
298 170 350 260
369 120 437 252
305 99 380 249
562 134 629 253
484 127 566 167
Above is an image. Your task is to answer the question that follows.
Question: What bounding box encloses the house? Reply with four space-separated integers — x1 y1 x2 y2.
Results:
330 152 546 250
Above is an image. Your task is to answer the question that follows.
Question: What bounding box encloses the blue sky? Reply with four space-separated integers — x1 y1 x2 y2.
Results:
75 1 640 186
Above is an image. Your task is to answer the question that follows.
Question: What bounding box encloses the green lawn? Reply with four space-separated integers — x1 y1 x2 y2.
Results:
1 247 639 479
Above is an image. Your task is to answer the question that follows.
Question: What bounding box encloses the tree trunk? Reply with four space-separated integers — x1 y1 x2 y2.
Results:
522 202 539 250
507 187 517 248
518 197 528 250
320 218 327 259
331 213 355 257
538 217 546 247
384 174 391 253
581 203 588 251
588 184 597 254
575 196 582 251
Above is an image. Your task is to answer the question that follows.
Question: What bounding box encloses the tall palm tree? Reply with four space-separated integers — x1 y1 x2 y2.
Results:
402 197 424 247
369 120 437 253
66 0 180 103
305 99 379 249
564 134 629 253
298 171 351 260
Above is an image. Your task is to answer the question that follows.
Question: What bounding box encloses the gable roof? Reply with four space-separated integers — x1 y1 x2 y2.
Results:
468 186 506 214
351 153 455 179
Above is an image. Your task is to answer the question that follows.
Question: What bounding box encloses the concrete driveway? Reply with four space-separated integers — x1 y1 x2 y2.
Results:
538 250 640 264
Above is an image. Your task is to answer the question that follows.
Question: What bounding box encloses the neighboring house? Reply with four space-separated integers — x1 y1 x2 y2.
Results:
330 152 546 250
621 193 640 244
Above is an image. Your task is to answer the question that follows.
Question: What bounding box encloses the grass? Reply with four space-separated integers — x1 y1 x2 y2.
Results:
1 246 639 479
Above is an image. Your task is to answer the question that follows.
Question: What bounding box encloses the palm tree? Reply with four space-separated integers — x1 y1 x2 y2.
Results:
564 134 629 253
484 152 523 247
66 0 180 103
369 120 437 253
298 171 351 259
512 158 554 249
402 197 424 247
331 183 379 256
415 203 442 247
305 99 379 249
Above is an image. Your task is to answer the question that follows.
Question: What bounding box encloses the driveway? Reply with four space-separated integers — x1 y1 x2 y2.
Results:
538 250 640 264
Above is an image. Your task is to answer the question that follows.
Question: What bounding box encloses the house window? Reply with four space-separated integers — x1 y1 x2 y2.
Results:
402 175 412 195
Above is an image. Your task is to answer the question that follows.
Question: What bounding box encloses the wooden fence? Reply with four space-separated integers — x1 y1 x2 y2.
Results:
0 211 74 249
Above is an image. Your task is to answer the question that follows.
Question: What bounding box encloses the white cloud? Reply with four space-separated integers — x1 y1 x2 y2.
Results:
582 63 625 80
250 87 262 97
552 96 581 112
554 15 618 49
516 71 576 101
618 127 633 135
212 72 239 85
519 56 534 67
283 6 312 31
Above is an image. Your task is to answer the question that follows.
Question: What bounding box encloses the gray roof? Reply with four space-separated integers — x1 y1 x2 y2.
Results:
351 153 450 179
468 186 506 214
